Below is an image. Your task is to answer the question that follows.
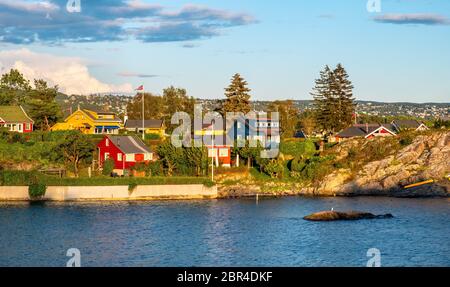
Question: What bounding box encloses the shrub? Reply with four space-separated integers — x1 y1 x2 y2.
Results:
263 160 284 179
399 135 414 146
132 161 163 177
145 133 161 140
280 139 316 157
28 183 46 198
102 158 115 176
128 182 138 193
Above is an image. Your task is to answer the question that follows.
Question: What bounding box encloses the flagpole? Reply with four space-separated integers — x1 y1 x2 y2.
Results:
211 123 214 182
142 88 145 140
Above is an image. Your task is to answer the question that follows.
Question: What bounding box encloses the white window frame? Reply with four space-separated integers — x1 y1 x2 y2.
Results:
104 152 110 160
117 153 122 161
219 148 229 157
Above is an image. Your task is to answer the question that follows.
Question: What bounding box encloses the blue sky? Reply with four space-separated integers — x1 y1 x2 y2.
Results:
0 0 449 102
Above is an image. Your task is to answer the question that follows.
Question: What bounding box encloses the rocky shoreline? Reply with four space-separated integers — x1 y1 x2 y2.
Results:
218 131 450 199
218 181 450 198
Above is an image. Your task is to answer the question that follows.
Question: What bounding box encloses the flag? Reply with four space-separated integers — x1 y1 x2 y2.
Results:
135 85 144 91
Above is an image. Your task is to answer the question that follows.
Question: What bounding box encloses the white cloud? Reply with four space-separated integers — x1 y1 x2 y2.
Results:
0 0 59 13
0 48 133 95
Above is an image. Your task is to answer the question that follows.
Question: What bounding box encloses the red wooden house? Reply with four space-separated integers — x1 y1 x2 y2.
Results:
97 135 154 175
204 135 232 167
0 106 34 133
335 124 397 142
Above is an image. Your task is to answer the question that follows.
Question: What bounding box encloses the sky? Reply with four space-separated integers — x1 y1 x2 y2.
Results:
0 0 449 103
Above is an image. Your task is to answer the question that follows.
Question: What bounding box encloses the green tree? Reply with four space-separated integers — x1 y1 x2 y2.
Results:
183 146 208 176
333 64 355 130
222 73 252 114
0 69 31 105
54 131 95 177
268 100 299 139
126 92 164 120
162 86 196 131
157 141 184 176
298 110 316 136
27 79 63 131
238 140 264 169
311 64 355 133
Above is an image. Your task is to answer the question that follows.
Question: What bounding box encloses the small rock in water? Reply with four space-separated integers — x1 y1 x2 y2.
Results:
303 211 393 221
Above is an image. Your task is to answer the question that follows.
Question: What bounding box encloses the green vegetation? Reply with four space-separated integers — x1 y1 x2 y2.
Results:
0 170 213 187
263 160 284 179
28 183 46 198
0 69 62 130
267 100 299 138
222 73 252 114
280 139 317 157
128 182 137 193
102 158 115 176
312 64 355 134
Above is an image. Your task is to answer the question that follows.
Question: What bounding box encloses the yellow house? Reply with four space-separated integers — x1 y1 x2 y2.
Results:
50 108 122 134
123 119 166 137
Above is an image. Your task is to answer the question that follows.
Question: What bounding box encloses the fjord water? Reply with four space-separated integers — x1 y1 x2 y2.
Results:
0 197 449 267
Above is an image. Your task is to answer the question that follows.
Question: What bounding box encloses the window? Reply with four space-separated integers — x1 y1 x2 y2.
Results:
104 153 110 160
18 124 22 132
144 153 153 161
219 148 229 157
25 123 31 130
105 139 109 146
208 148 217 157
126 154 134 162
117 153 122 161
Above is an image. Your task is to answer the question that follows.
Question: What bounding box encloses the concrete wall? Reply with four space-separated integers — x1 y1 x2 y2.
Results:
0 185 217 201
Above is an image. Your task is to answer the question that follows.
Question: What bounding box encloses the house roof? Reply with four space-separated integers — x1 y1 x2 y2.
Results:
294 130 308 138
392 120 423 130
107 136 152 154
338 124 397 138
125 119 164 129
82 109 121 122
0 106 33 123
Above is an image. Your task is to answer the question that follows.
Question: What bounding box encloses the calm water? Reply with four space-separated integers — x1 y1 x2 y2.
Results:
0 197 449 267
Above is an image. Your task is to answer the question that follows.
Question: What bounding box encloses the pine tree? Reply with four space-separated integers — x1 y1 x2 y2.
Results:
311 64 355 133
27 79 63 131
333 63 355 131
222 73 252 114
311 65 335 132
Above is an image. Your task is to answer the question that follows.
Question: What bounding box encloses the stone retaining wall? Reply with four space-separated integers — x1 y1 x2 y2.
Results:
0 185 217 201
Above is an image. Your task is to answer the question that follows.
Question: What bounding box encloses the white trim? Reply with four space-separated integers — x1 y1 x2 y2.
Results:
416 123 429 131
365 126 397 138
19 105 34 123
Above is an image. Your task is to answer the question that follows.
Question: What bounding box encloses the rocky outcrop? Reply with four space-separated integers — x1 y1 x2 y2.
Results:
303 211 394 221
317 131 450 197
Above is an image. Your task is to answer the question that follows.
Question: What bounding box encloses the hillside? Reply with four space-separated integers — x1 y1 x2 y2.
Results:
218 130 450 198
316 131 450 197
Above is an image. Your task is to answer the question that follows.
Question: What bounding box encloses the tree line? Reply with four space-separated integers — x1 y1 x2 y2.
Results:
0 69 62 131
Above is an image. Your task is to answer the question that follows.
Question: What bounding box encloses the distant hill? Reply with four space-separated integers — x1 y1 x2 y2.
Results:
56 93 450 119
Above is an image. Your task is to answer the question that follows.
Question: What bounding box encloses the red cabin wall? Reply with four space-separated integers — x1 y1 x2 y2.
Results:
23 122 33 133
97 136 150 170
208 145 231 165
